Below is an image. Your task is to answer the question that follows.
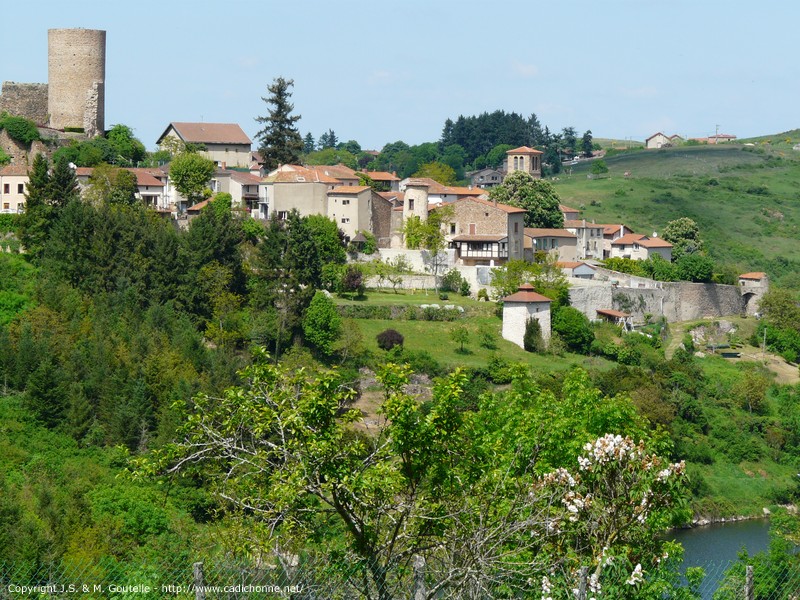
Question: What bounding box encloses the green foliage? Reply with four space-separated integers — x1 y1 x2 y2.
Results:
303 291 342 355
0 114 40 145
676 253 715 282
590 159 609 175
523 317 546 353
168 152 215 204
488 171 564 228
662 216 704 259
411 161 457 185
450 323 469 353
553 306 595 354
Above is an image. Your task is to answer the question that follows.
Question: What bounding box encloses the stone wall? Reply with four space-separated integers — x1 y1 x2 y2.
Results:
570 280 746 323
0 82 49 124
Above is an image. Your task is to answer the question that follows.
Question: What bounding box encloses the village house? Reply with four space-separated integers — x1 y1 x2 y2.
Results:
441 196 526 266
362 170 401 191
0 164 29 213
556 261 596 280
523 228 578 262
468 167 504 189
559 204 581 221
602 223 635 258
210 170 264 217
399 177 486 204
156 122 252 168
74 167 167 208
259 164 340 221
326 185 393 245
610 233 673 261
564 219 605 260
501 283 552 348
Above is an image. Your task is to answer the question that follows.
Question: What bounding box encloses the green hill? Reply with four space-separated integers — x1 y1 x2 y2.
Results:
554 137 800 288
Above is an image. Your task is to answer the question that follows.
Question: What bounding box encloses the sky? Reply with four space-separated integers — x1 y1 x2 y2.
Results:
1 0 798 152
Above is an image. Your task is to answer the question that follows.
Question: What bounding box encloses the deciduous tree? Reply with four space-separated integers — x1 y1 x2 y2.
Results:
169 152 215 205
488 171 563 228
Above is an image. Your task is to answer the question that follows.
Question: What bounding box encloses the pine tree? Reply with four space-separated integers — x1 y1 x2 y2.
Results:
18 154 53 261
303 132 315 154
255 77 304 170
49 155 80 208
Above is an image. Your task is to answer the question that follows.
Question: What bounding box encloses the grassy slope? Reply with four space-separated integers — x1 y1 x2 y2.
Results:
553 137 800 287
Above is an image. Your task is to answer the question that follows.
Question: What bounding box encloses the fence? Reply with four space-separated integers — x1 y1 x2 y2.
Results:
2 556 800 599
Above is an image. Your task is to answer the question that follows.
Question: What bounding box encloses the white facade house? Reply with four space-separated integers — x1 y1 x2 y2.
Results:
564 219 605 260
610 233 673 261
501 284 552 349
0 164 29 213
156 122 252 168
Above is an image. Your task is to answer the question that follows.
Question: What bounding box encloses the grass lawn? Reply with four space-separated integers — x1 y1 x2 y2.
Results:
354 316 614 372
334 289 493 313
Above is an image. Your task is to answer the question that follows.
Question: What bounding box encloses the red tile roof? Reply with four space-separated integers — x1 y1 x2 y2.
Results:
311 164 359 181
556 261 595 269
263 165 340 184
503 283 551 303
559 204 580 213
506 146 544 155
328 186 370 195
739 272 767 280
0 164 29 176
159 122 251 145
612 233 672 248
229 171 262 185
362 170 399 181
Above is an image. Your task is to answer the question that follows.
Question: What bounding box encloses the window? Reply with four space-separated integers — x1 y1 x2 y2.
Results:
341 217 350 224
450 223 456 235
513 156 519 170
2 184 8 194
3 203 8 210
514 222 519 233
633 243 640 251
342 199 350 205
277 211 289 220
408 199 415 210
17 184 23 194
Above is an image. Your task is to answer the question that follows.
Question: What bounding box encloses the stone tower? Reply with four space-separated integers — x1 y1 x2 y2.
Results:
403 179 429 223
47 28 106 136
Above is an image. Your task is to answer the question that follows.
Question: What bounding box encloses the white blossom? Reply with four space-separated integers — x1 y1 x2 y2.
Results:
626 563 644 585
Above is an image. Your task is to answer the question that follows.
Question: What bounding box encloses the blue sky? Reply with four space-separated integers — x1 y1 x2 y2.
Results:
1 0 797 151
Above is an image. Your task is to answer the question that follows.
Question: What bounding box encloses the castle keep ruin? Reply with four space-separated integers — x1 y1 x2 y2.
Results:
0 28 106 137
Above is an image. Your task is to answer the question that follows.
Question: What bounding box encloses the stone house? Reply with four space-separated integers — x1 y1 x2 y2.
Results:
645 132 671 149
156 122 252 168
501 283 552 348
560 204 581 221
260 164 340 221
610 233 673 261
564 219 605 260
468 168 504 189
523 228 578 262
441 196 526 266
0 164 29 213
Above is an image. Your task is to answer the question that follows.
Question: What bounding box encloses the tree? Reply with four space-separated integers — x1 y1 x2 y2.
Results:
590 159 609 176
302 132 315 154
523 317 545 353
411 162 457 185
450 324 469 353
488 171 563 228
106 124 146 166
255 77 304 170
662 217 704 260
552 306 594 354
676 253 714 282
49 155 80 208
302 291 342 355
376 329 404 350
85 164 138 206
759 288 800 331
561 126 578 155
317 129 338 150
18 154 52 259
581 130 594 157
169 152 215 205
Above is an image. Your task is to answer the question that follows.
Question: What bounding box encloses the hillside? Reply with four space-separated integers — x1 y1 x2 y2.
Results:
554 135 800 288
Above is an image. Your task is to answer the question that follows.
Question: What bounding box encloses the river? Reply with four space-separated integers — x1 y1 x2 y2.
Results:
668 519 771 598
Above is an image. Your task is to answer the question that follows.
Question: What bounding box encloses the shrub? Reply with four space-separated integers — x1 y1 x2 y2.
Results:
478 324 498 350
485 354 514 384
441 269 464 293
341 265 366 297
0 114 40 145
523 317 545 353
376 328 404 351
477 288 489 301
459 279 471 297
552 307 594 354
